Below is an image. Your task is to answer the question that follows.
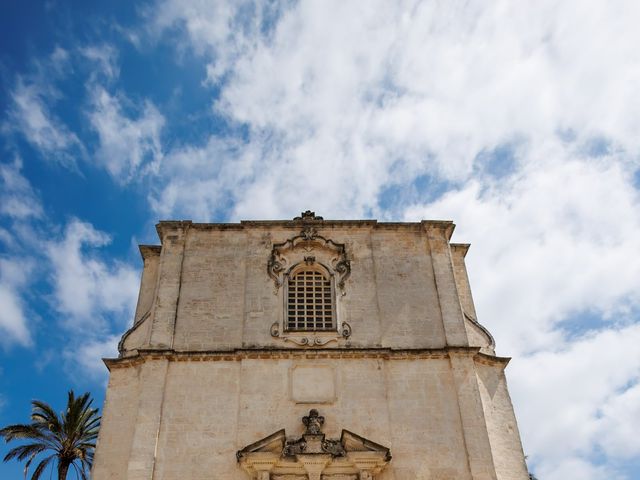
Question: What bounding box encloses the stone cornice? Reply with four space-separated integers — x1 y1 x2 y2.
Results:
104 346 510 370
153 218 458 244
421 220 456 240
450 243 471 257
138 245 161 260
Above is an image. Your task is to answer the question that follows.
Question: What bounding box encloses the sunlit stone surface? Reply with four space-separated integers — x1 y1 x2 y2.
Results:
92 212 529 480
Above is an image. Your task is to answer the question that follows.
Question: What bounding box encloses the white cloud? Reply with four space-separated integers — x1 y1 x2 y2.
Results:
0 157 43 348
0 228 14 248
146 0 640 221
0 209 136 370
148 0 269 82
88 86 165 181
0 159 41 348
48 46 71 76
64 334 120 380
510 325 640 480
597 382 640 460
0 257 34 347
8 75 82 167
45 219 139 378
536 457 622 480
149 135 258 219
47 219 139 333
80 44 120 81
0 157 42 219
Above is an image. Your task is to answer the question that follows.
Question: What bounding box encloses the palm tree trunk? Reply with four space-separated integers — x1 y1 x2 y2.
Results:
58 460 70 480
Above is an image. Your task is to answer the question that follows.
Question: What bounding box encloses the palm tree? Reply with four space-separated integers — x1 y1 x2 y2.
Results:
0 390 100 480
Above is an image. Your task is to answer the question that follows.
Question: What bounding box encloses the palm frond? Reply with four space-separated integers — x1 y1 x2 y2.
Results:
3 443 47 462
29 454 55 480
23 450 38 479
31 401 61 433
0 424 48 442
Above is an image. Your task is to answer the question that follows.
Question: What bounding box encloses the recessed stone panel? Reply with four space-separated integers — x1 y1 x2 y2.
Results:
290 365 336 404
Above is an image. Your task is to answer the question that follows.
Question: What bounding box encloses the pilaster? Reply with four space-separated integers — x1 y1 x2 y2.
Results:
424 222 469 347
133 246 161 325
450 243 477 319
125 359 169 480
450 352 498 480
148 222 190 349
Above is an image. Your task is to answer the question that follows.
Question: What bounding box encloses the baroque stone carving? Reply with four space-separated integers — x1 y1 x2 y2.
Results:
282 410 346 458
267 213 353 348
283 437 307 456
322 438 347 457
301 225 318 240
341 322 352 339
303 409 325 434
294 210 324 222
267 219 351 295
270 323 339 347
270 321 280 337
237 410 391 480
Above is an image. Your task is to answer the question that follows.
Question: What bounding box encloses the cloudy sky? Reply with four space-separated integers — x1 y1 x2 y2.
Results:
1 0 639 478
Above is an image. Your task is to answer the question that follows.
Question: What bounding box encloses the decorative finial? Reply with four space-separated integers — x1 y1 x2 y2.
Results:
294 210 323 221
302 409 325 435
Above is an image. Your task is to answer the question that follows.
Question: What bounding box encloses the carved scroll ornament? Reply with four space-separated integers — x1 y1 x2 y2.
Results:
270 322 344 347
267 222 351 296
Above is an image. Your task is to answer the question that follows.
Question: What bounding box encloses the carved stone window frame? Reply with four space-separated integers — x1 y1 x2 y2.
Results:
267 225 351 295
268 216 352 347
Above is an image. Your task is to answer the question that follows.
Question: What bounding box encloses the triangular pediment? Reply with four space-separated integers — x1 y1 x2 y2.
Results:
340 430 391 461
237 410 391 480
236 429 286 460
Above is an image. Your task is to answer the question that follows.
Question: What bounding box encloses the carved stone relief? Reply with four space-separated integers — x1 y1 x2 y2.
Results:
237 410 391 480
267 213 351 296
267 212 353 346
294 210 324 222
270 322 348 347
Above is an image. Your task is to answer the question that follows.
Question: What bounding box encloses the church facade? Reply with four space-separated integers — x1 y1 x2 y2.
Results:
92 212 530 480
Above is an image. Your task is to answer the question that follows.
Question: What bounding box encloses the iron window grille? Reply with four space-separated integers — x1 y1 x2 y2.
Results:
286 268 335 331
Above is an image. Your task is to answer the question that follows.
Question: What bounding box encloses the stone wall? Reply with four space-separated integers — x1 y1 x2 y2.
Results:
94 217 527 480
121 220 494 354
93 352 530 480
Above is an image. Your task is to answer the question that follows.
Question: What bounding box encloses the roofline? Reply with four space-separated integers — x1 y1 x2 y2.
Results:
154 218 456 241
450 243 471 257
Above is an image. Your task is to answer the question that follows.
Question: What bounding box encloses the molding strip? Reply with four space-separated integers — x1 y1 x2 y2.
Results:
105 347 510 369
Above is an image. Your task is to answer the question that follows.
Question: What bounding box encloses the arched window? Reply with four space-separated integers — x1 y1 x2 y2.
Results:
286 267 335 331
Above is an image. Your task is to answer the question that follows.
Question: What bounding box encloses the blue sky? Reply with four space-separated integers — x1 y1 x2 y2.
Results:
1 1 640 479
